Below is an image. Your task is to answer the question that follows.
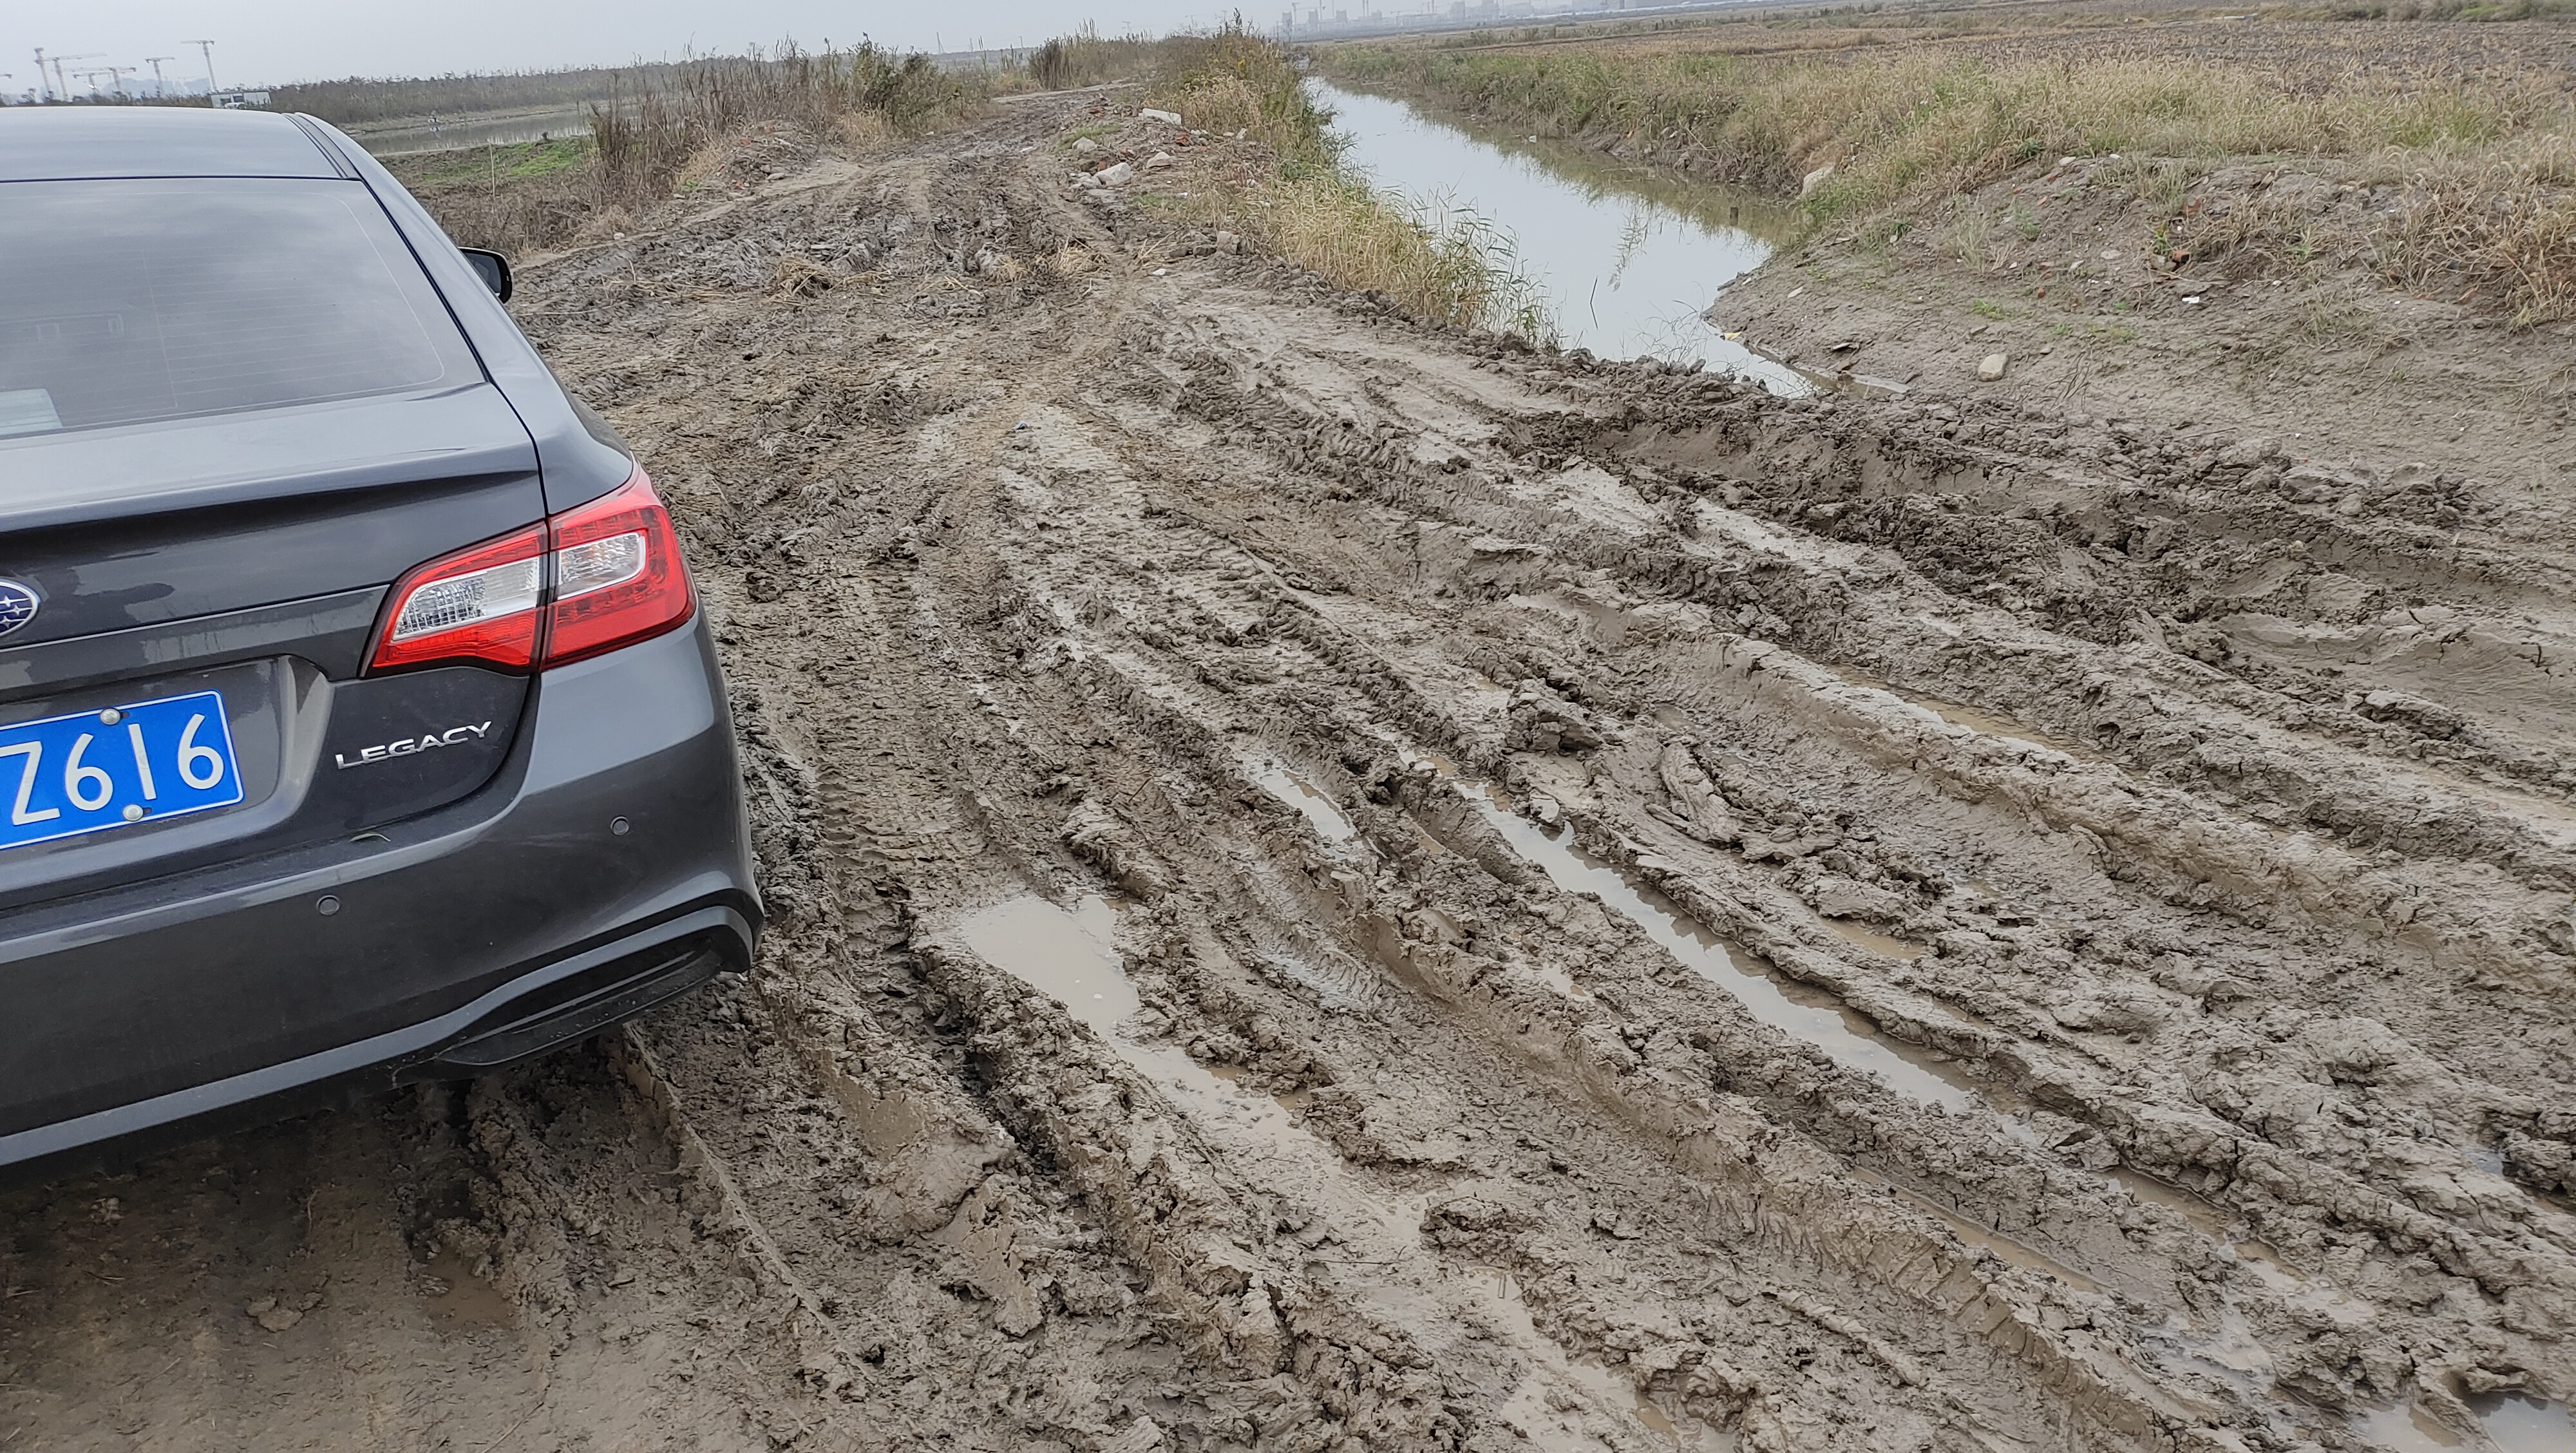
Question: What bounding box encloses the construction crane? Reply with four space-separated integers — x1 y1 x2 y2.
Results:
31 48 50 104
144 56 175 99
49 52 103 102
74 66 136 100
187 41 217 97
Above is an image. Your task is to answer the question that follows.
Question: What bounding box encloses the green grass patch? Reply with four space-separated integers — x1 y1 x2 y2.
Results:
391 135 592 189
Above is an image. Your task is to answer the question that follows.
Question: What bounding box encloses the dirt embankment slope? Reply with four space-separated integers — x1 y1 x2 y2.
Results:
5 91 2576 1453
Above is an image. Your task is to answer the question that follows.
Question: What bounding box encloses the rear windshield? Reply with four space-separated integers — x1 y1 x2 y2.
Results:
0 177 482 439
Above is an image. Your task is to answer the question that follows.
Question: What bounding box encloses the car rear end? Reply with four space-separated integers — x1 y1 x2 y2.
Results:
0 108 759 1169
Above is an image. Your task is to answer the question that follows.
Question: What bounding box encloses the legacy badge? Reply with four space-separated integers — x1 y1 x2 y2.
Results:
335 720 495 770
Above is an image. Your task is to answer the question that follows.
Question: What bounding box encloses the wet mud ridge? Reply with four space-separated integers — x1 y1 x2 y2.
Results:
8 97 2576 1453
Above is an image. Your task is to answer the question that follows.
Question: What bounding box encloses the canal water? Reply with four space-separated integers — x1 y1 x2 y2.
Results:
1311 81 1806 392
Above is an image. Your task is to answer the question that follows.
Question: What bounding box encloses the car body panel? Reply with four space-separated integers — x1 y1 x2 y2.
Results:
0 386 533 538
0 588 380 701
0 106 762 1168
0 107 341 183
0 616 754 1150
0 905 752 1170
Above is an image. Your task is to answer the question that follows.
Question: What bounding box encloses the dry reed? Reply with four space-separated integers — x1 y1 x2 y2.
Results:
1130 24 1548 336
1325 44 2543 209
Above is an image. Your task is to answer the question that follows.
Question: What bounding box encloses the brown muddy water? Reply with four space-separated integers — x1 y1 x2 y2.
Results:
952 890 1738 1452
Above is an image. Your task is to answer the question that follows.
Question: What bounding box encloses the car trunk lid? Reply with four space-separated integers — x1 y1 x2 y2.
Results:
0 386 549 905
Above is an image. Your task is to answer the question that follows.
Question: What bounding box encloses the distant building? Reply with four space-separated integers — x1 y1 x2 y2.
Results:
209 90 270 110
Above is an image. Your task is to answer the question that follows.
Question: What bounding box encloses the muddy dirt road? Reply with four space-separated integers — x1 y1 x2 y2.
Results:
8 93 2576 1453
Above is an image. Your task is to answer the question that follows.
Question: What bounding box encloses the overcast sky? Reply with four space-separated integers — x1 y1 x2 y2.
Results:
5 1 1277 94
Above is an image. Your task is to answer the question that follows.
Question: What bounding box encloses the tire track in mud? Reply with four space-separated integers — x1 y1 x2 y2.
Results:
8 93 2576 1453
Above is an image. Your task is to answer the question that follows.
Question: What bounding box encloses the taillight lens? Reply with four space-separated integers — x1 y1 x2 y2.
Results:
371 525 547 672
366 466 695 674
542 468 694 667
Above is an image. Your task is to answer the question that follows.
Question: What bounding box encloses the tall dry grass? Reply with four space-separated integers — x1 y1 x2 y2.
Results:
1137 24 1549 336
1148 31 1336 167
397 24 1550 336
390 43 985 254
591 44 983 207
1028 25 1164 91
2388 133 2576 323
1324 43 2542 210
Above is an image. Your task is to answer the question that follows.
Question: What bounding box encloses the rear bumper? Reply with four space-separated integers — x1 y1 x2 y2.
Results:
0 614 761 1168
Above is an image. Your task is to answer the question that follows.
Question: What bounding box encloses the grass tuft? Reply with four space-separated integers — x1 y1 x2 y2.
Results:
1125 24 1548 336
1249 172 1554 338
2389 134 2576 323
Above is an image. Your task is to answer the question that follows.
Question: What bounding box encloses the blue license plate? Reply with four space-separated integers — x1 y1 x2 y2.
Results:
0 690 243 851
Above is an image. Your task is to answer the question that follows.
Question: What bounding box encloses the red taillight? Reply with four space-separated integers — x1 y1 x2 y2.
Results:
541 468 694 667
366 466 694 674
371 524 547 672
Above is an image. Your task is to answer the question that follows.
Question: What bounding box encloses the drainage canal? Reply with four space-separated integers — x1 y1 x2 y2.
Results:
1314 81 1813 392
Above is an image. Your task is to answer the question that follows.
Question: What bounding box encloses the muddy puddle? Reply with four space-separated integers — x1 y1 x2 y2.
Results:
2408 760 2576 858
1428 768 2342 1330
956 891 1732 1450
1819 917 1929 960
1826 666 2098 762
1834 1164 2103 1292
2108 1167 2293 1275
2465 1394 2576 1453
2361 1391 2576 1453
959 895 1133 1030
1245 753 1364 850
1312 82 1806 392
957 893 1327 1169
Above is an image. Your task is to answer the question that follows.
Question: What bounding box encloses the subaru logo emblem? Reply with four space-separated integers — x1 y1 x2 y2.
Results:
0 581 39 640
